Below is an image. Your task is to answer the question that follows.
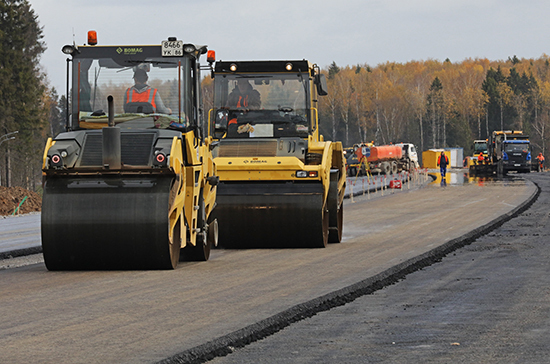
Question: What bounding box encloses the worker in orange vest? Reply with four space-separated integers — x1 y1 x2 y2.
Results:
226 79 261 134
477 152 484 164
536 152 545 172
227 79 261 110
124 68 172 114
437 151 449 178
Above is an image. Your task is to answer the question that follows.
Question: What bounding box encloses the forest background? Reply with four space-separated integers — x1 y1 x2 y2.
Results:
2 0 550 192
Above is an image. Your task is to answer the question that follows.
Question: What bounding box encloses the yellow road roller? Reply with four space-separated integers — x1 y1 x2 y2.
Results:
41 33 218 270
208 59 345 248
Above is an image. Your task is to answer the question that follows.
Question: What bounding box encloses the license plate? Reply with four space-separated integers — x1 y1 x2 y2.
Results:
161 40 184 57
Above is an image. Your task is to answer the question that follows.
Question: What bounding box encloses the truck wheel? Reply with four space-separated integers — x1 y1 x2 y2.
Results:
381 162 391 175
391 161 398 174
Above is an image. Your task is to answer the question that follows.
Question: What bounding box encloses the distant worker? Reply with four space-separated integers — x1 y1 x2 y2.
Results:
477 152 484 164
124 68 172 114
437 151 449 178
226 79 261 110
536 152 545 172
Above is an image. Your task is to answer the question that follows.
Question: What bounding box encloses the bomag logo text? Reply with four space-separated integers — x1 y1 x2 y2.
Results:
244 160 268 164
116 47 144 55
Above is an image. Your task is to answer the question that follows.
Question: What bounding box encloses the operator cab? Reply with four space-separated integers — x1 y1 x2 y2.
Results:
62 33 205 132
211 60 327 140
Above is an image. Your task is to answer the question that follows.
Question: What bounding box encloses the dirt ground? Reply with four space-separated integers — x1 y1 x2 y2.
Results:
0 186 41 216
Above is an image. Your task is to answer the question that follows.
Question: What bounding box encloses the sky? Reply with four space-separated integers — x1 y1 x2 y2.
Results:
29 0 550 93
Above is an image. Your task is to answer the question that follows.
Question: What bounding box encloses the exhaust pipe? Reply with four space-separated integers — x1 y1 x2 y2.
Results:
103 95 121 169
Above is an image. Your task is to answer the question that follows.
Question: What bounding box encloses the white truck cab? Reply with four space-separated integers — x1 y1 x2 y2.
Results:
395 143 420 169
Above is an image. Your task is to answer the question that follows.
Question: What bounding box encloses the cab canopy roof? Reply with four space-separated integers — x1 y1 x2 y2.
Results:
215 60 313 74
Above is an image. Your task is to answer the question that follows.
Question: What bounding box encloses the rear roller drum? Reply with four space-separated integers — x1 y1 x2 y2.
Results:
168 219 181 269
319 208 329 248
328 170 343 244
180 234 211 261
303 203 329 249
180 190 213 261
328 204 343 244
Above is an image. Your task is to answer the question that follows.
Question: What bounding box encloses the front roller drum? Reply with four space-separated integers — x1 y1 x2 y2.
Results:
41 176 179 270
214 182 328 248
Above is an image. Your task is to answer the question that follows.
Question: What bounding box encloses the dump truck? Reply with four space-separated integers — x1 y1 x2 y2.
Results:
208 59 346 248
351 143 418 175
41 32 218 270
488 130 531 175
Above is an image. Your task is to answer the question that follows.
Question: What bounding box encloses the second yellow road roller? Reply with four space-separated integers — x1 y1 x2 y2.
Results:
208 59 346 248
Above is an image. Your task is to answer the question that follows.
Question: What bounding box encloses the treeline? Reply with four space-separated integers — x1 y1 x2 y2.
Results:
0 1 69 191
318 56 550 157
4 0 550 191
0 0 50 190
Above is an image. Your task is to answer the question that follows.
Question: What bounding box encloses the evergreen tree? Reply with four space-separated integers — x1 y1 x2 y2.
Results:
48 89 66 137
482 66 511 132
509 55 521 65
328 61 340 80
0 0 46 187
426 77 444 148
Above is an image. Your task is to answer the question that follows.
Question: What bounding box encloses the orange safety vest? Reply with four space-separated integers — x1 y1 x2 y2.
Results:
126 87 157 110
478 154 484 162
237 95 249 108
228 95 249 126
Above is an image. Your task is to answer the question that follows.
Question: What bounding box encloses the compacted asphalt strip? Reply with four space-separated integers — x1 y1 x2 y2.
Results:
0 171 425 258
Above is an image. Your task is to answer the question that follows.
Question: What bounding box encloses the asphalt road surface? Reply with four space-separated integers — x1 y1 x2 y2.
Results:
0 173 537 363
0 213 40 255
0 173 412 256
0 170 422 256
208 173 550 364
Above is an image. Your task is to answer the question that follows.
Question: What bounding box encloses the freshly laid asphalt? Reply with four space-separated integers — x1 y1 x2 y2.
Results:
209 173 549 364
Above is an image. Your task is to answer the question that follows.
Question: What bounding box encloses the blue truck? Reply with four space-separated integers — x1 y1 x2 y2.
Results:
488 130 531 175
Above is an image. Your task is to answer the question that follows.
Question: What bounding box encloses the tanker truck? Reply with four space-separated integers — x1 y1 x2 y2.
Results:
349 143 419 176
